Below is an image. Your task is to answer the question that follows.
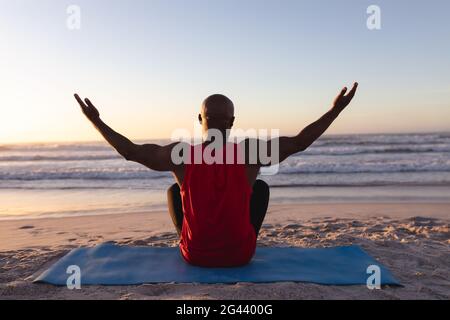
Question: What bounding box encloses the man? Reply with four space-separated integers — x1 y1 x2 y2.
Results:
74 82 358 267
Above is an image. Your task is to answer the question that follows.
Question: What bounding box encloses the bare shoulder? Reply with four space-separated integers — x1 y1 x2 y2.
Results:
131 141 190 173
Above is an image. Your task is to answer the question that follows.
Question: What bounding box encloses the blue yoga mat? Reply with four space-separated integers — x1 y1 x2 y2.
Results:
34 242 400 286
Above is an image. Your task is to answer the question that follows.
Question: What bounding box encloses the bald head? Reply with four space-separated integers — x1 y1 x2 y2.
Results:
199 94 235 136
201 94 234 117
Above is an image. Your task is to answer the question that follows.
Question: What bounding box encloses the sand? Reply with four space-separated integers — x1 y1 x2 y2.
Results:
0 202 449 300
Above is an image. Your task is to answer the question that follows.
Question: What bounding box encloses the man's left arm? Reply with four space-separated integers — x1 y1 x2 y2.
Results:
260 82 359 164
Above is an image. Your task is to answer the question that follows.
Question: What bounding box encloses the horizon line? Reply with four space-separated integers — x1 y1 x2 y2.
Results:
1 130 449 146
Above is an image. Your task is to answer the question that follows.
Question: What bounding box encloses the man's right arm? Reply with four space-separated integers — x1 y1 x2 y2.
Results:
74 94 182 172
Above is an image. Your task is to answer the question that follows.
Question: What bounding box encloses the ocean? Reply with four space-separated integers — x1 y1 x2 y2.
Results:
1 132 449 220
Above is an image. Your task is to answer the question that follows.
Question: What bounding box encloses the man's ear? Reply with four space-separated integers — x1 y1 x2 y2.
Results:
230 116 235 128
198 114 202 124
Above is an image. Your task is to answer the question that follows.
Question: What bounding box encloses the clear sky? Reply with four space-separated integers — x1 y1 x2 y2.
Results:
1 0 449 144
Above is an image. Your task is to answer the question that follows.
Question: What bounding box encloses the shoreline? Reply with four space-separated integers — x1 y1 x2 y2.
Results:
2 184 450 221
1 200 450 222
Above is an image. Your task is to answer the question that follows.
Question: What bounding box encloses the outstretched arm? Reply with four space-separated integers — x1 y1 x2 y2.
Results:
74 94 179 172
277 82 359 162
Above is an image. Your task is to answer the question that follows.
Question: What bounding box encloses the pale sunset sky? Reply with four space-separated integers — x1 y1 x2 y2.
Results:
0 0 449 144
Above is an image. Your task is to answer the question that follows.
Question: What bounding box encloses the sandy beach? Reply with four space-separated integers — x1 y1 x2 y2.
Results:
0 202 449 300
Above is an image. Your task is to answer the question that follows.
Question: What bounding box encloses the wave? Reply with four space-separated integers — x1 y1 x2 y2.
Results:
0 172 171 180
2 180 449 190
0 154 122 162
2 133 449 151
0 139 169 153
315 132 450 143
0 143 109 153
298 145 450 156
0 185 152 190
269 181 450 187
313 138 450 147
278 167 450 174
1 145 449 162
0 167 449 180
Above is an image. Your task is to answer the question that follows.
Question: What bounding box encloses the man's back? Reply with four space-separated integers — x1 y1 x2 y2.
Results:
179 142 257 267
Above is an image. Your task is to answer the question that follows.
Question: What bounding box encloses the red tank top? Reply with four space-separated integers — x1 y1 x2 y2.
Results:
179 142 256 267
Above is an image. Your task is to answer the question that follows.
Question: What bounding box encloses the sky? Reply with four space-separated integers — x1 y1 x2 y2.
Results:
0 0 449 144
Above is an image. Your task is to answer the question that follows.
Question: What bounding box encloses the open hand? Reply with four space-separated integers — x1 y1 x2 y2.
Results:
332 82 358 113
74 94 100 122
